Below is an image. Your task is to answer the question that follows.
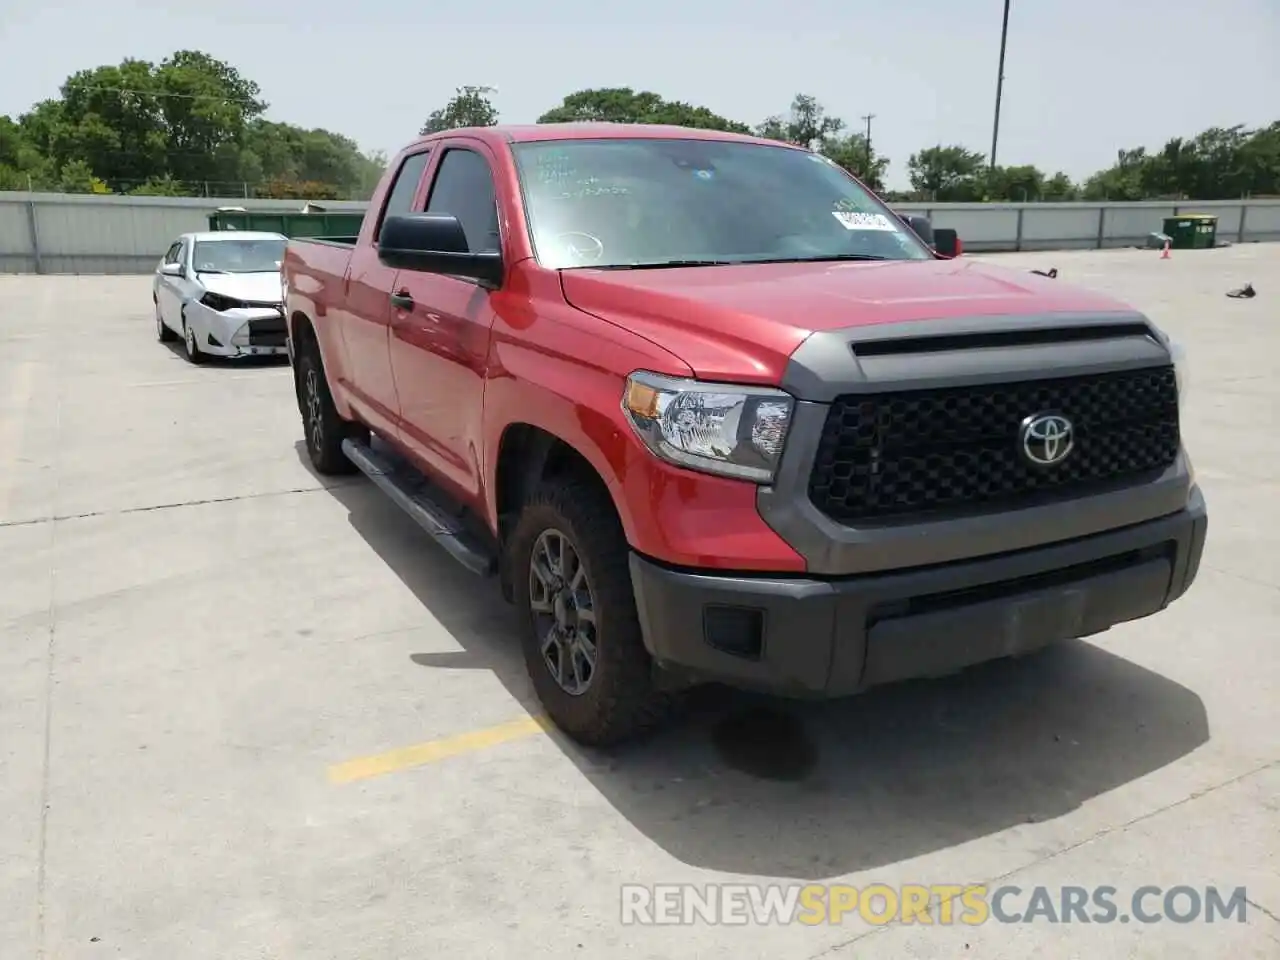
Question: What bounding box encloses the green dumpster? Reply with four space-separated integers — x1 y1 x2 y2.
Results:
1162 213 1217 250
207 206 366 240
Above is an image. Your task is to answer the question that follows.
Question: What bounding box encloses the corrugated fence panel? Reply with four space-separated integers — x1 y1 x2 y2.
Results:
34 199 210 274
0 200 35 272
1 192 1278 274
1021 206 1101 250
1243 203 1280 241
928 206 1021 251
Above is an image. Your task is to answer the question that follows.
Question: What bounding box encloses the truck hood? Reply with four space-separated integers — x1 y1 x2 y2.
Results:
196 270 283 304
559 258 1134 384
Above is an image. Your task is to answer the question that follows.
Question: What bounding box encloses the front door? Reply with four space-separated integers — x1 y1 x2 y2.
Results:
336 148 433 437
388 140 502 506
157 239 190 327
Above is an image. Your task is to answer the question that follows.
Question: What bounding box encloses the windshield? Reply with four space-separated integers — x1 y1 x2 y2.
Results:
192 237 286 274
511 138 932 269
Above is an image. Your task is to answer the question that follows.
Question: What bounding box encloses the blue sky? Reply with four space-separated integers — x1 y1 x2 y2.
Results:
2 0 1276 189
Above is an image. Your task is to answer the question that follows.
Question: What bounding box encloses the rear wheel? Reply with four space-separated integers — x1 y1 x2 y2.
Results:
296 338 365 475
511 475 674 746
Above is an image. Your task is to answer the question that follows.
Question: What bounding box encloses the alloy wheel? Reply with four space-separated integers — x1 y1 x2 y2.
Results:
528 528 598 696
304 366 324 455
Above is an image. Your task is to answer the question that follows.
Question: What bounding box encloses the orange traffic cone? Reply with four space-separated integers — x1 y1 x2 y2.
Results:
1161 239 1171 259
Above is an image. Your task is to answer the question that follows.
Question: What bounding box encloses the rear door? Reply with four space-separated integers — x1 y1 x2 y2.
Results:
387 139 502 505
340 148 433 437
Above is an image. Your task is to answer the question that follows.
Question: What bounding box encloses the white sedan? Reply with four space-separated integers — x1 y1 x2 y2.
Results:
152 231 289 363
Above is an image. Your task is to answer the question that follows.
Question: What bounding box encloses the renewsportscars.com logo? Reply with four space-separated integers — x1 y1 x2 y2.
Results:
620 883 1251 927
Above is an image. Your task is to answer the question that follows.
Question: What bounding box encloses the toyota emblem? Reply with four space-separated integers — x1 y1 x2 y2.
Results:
1019 413 1074 466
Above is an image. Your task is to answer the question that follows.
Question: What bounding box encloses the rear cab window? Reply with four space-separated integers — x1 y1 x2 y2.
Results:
375 149 432 241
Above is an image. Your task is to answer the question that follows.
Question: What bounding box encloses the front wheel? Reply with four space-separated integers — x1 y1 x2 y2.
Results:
510 476 674 746
182 313 207 365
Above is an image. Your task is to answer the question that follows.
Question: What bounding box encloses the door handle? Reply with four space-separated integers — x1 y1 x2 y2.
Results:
390 291 414 311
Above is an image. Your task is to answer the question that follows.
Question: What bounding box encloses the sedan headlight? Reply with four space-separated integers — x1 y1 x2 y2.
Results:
200 291 246 312
622 371 794 483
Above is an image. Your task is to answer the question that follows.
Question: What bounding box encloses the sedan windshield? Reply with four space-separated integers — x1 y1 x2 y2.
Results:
192 237 286 274
511 138 932 269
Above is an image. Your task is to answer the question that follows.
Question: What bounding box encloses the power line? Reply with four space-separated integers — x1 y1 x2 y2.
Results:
45 85 263 106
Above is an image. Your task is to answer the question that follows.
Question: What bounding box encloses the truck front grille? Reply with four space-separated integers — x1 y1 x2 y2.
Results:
248 315 286 347
808 365 1180 522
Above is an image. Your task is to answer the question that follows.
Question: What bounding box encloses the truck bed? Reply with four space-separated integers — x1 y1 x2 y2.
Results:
282 235 358 289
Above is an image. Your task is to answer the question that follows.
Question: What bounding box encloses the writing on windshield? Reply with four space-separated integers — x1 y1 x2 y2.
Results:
193 238 286 274
511 138 931 269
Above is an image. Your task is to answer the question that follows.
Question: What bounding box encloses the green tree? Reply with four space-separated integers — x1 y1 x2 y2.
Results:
0 115 54 189
153 49 267 184
1042 172 1078 200
820 132 889 192
756 93 843 149
1082 147 1148 201
56 159 111 194
1080 123 1280 200
987 164 1047 201
421 86 499 135
907 145 987 201
239 119 384 198
127 175 191 196
537 87 751 132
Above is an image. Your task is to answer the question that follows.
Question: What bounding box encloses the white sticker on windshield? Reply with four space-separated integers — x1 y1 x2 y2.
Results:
833 211 897 231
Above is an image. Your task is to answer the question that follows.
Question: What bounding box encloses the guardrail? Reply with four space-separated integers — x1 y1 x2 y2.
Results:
1 191 1278 274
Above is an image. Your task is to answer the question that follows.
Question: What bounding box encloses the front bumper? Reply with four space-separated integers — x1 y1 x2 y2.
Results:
194 303 289 358
629 486 1207 697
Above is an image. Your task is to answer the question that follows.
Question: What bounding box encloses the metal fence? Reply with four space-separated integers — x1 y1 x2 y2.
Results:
0 193 369 274
2 190 1279 275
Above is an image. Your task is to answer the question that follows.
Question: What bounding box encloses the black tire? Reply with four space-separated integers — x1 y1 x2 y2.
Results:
155 297 176 342
296 338 366 475
510 474 674 746
182 312 207 365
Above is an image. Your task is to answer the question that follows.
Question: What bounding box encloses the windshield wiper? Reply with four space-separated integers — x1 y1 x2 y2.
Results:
593 259 734 270
196 268 231 274
747 254 891 264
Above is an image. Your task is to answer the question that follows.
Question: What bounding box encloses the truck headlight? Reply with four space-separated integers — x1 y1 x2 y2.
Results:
622 371 794 483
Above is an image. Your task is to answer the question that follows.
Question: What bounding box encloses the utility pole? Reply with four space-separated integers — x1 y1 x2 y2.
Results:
860 113 875 181
989 0 1011 170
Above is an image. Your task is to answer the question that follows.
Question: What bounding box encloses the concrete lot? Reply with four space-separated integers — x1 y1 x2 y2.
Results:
1 245 1278 959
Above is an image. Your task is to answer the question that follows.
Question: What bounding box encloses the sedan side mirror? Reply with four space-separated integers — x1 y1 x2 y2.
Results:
160 262 184 276
377 213 503 287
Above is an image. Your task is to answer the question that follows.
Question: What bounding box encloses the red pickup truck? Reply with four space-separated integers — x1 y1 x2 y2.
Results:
282 124 1206 745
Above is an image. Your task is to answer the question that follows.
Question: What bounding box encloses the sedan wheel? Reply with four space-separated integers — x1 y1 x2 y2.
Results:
183 316 206 365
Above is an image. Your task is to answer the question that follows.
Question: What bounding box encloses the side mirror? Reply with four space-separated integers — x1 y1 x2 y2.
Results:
160 262 183 276
897 213 935 248
933 228 962 258
377 213 503 287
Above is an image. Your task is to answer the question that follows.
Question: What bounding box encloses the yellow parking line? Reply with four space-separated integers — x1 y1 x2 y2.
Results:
328 714 552 784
